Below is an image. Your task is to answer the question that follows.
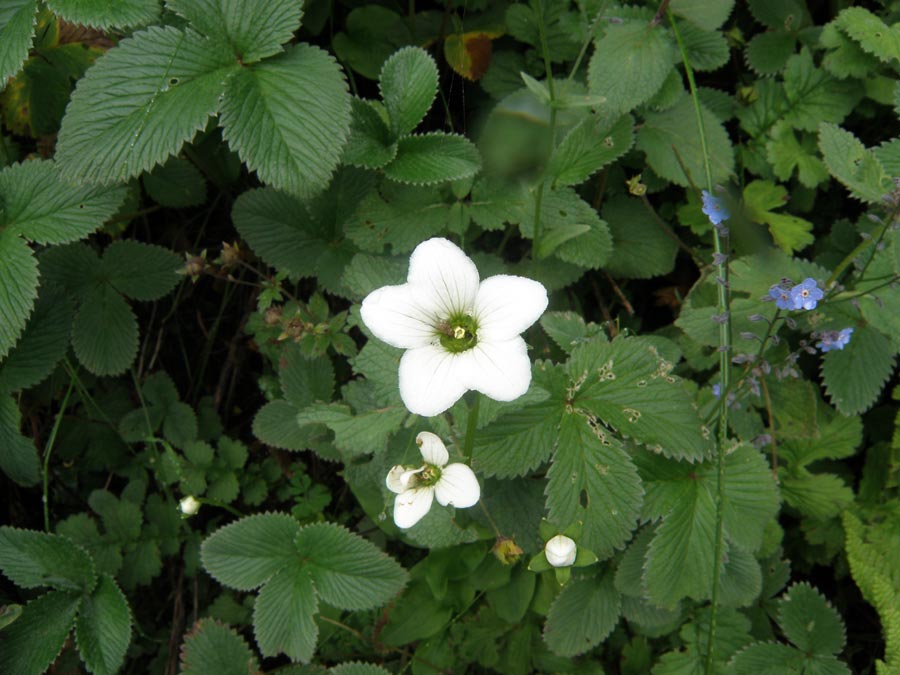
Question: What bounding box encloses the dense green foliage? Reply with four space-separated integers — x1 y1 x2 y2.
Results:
1 1 900 673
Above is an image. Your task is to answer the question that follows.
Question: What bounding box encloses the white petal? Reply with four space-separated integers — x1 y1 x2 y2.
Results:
386 465 407 494
399 345 469 417
393 487 434 529
458 337 532 402
399 467 425 487
361 283 439 349
416 431 449 466
407 238 480 318
545 535 577 567
435 463 480 508
474 275 548 342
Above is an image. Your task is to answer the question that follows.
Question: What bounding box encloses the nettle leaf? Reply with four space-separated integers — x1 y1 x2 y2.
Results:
56 26 239 184
637 95 734 187
74 574 132 675
383 132 481 186
179 619 260 675
0 590 81 674
588 20 675 114
0 394 39 485
835 6 900 65
822 325 895 416
46 0 159 29
543 573 621 657
72 284 139 376
167 0 302 63
253 564 318 662
546 412 643 558
143 157 207 208
818 122 893 203
547 113 634 187
0 526 97 592
601 194 677 279
220 43 351 198
0 0 36 87
0 229 38 359
379 46 438 137
567 336 710 461
101 240 181 301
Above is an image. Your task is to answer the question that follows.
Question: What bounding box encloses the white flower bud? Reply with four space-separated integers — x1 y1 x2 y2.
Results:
544 534 577 568
179 496 201 516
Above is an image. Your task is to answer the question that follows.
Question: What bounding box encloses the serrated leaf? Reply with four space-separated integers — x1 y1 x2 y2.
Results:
637 95 734 187
56 25 238 183
601 194 677 279
89 489 143 541
331 5 414 81
296 402 407 457
0 526 96 592
782 48 859 132
781 472 853 520
179 619 260 675
332 664 392 675
678 19 730 72
379 583 453 646
295 522 407 610
818 122 893 203
75 574 132 675
167 0 302 63
548 113 634 187
547 412 643 558
345 187 449 255
0 0 36 88
379 46 438 137
0 229 38 360
280 347 334 409
47 0 158 29
253 400 321 451
0 159 127 244
220 43 350 198
0 394 39 485
101 240 181 301
342 97 397 169
779 583 846 655
543 574 621 657
835 7 900 65
822 326 895 415
72 285 138 376
670 0 734 30
766 122 829 189
143 157 207 207
0 590 81 674
540 311 604 354
384 132 481 186
728 642 807 673
342 253 406 300
821 22 878 79
745 30 796 75
164 401 198 449
718 546 762 608
253 564 318 662
588 20 674 114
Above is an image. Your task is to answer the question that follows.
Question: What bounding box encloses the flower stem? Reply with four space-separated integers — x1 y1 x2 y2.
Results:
43 377 76 532
669 13 732 674
532 1 559 261
464 394 480 466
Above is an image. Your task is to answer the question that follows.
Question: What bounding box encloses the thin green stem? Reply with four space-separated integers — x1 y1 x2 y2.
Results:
567 0 609 82
670 13 731 674
43 378 76 531
532 1 559 260
463 394 480 466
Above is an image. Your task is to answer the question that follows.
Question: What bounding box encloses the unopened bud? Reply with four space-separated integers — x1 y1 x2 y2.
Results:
179 496 201 516
544 535 577 568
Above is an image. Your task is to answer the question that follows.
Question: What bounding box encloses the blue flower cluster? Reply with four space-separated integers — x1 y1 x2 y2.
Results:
817 328 854 353
768 278 824 311
701 190 729 225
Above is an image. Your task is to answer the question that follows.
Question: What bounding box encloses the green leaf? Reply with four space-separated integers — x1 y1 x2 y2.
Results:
588 20 674 114
678 19 730 72
142 157 207 207
295 522 407 610
821 22 878 79
745 30 796 75
0 159 127 244
74 574 132 675
342 98 397 169
0 394 40 485
253 564 318 662
253 400 321 451
296 401 407 457
818 122 893 203
89 489 143 541
0 590 81 674
779 583 846 655
280 345 334 408
0 285 73 392
331 664 392 675
543 574 621 657
101 240 181 301
0 0 36 87
718 546 762 608
822 326 895 415
781 472 853 520
46 0 158 28
766 122 829 189
548 113 634 187
567 336 710 461
670 0 734 30
379 46 438 137
0 526 96 592
179 619 260 675
37 241 100 298
220 43 351 198
331 5 414 80
167 0 302 63
383 132 481 186
56 26 238 183
379 582 453 646
728 642 807 674
346 186 450 255
540 312 605 354
0 229 38 359
637 94 734 187
742 180 814 254
782 48 860 132
72 284 138 376
342 253 406 300
835 7 900 64
601 195 677 279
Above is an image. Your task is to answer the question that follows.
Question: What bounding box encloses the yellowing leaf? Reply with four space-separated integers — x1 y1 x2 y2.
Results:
444 31 500 81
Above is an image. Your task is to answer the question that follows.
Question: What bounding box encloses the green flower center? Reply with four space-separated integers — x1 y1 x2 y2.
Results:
438 313 478 353
419 465 442 486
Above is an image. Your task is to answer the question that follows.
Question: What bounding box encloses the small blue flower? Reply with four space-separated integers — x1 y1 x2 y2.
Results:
790 278 824 311
712 384 722 398
768 284 793 311
817 328 853 353
701 190 730 226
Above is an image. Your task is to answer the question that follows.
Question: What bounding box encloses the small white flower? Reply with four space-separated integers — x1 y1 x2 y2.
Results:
544 534 577 567
179 496 201 516
361 237 548 417
386 431 480 529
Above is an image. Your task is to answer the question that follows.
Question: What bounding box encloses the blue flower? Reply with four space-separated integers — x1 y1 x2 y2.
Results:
701 190 730 225
817 328 853 353
768 284 793 311
790 278 824 311
712 384 721 398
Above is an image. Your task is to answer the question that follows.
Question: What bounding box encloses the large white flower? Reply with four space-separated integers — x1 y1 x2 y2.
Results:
361 237 548 417
386 432 480 529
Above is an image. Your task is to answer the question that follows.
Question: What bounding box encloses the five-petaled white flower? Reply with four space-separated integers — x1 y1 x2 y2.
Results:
361 238 548 417
386 432 480 529
544 534 577 568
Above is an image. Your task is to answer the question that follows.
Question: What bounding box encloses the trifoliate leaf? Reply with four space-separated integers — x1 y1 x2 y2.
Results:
166 0 302 63
220 43 350 198
822 325 895 415
835 7 900 65
0 590 81 674
818 122 893 203
74 574 132 675
383 132 481 186
782 48 860 132
0 526 96 592
143 157 207 207
179 619 260 675
72 284 138 376
379 46 438 137
0 229 39 360
0 0 36 88
46 0 158 29
543 574 621 657
56 26 238 184
0 394 39 485
601 195 678 279
588 20 674 114
670 0 734 30
547 113 634 187
101 240 181 301
253 564 318 662
342 98 397 169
